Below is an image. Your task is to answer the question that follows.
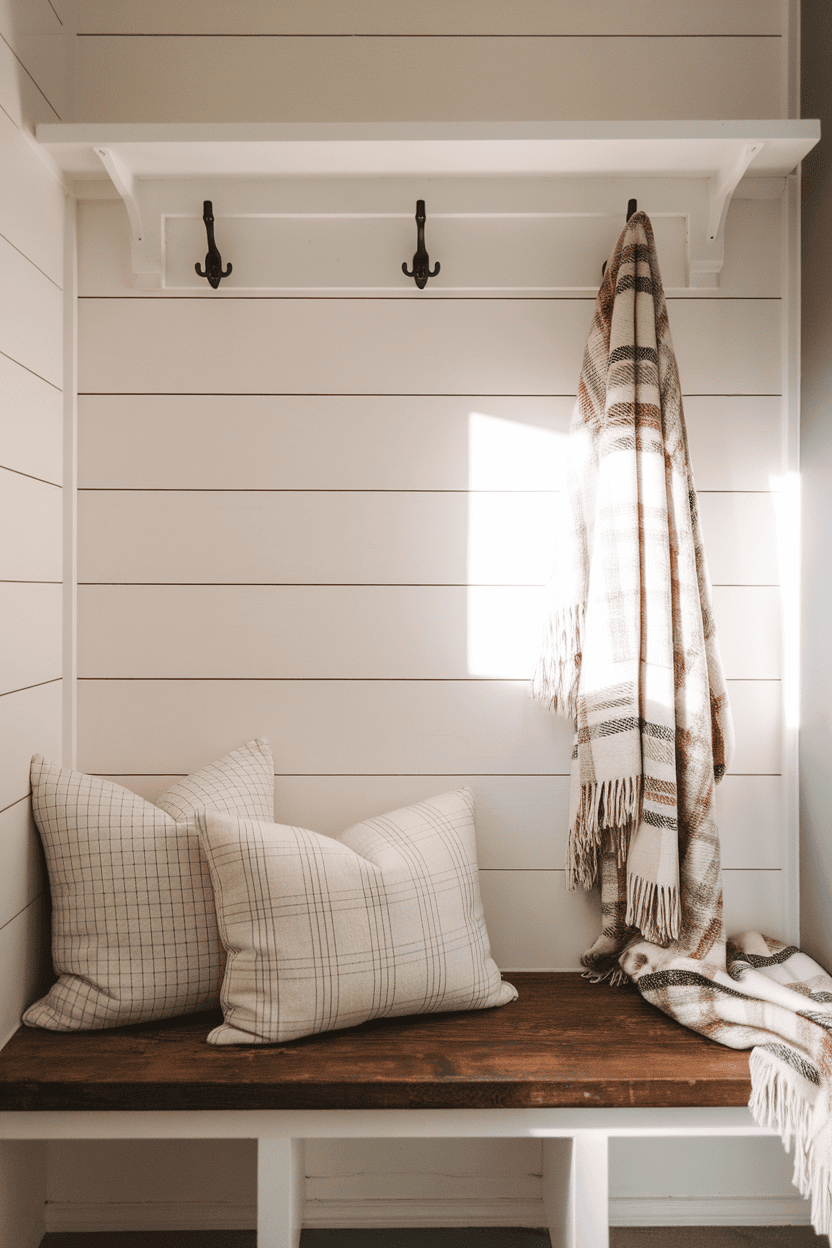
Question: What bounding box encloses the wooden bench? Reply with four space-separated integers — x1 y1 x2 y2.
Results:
0 973 769 1248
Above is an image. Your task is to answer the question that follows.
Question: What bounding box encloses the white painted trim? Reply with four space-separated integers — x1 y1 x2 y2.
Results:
609 1194 810 1227
0 1106 775 1140
780 169 801 945
305 1197 546 1229
61 191 76 770
786 0 800 120
40 1193 813 1232
43 1200 257 1232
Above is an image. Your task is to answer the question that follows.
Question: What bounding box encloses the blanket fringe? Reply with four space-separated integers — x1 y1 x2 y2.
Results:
529 602 584 720
749 1047 831 1236
625 872 680 944
567 777 641 889
581 967 632 987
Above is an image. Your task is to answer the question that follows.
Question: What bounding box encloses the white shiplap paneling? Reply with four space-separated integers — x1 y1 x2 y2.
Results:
75 1 783 37
98 769 785 875
0 681 62 814
0 470 62 582
77 393 572 490
0 583 62 694
0 351 63 486
0 895 49 1049
77 392 783 492
0 28 60 128
76 677 779 781
77 298 781 397
0 232 63 389
0 0 70 121
77 583 781 682
0 797 46 932
76 489 774 588
72 34 782 124
0 0 65 1112
0 105 65 287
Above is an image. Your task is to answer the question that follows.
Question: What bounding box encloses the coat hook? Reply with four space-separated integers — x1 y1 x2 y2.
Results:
402 199 440 289
602 200 639 276
195 201 232 289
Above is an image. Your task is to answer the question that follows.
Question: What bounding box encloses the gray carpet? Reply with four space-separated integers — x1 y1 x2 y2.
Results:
39 1227 824 1247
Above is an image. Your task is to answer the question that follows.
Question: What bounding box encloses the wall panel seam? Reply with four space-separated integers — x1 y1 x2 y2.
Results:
1 465 61 489
76 33 783 39
0 893 46 938
0 33 61 120
96 772 780 779
77 296 781 302
0 678 61 699
0 795 30 818
76 393 784 399
0 351 62 392
0 233 62 292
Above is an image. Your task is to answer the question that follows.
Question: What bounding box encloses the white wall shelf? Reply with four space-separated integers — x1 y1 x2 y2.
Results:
35 120 819 290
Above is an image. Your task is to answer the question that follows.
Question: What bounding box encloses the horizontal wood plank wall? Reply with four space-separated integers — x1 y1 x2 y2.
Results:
76 186 790 969
0 0 67 1053
61 0 799 1229
72 0 786 122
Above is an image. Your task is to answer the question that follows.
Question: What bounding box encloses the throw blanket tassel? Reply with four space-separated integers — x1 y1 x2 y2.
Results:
625 873 680 946
568 776 641 889
750 1046 832 1237
529 602 584 720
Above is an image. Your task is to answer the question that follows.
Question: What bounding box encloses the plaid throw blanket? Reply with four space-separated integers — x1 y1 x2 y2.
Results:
532 211 832 1237
531 210 732 957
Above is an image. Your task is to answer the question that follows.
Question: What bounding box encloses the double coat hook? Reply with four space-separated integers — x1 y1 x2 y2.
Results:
602 199 639 277
195 201 232 289
402 200 440 289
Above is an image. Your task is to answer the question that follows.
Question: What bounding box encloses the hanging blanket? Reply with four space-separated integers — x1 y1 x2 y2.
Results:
531 210 732 957
531 211 832 1238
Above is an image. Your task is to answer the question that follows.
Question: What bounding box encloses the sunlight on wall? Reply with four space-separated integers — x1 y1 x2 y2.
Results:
467 411 568 677
771 471 801 731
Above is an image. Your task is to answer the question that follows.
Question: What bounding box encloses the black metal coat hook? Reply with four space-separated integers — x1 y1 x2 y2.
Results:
195 201 232 289
602 199 639 276
402 200 440 289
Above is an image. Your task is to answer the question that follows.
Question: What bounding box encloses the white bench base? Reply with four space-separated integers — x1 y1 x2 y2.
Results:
0 1107 774 1248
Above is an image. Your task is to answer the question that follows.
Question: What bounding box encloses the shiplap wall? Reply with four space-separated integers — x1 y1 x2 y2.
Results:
73 188 793 971
45 0 806 1234
0 2 71 1246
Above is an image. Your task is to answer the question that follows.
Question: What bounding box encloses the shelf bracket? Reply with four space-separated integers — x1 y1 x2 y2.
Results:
688 142 763 287
94 147 160 288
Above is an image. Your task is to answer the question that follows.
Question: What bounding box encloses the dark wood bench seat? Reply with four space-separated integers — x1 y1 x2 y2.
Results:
0 972 751 1113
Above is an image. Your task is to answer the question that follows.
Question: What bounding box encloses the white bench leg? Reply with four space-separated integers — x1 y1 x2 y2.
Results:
543 1133 609 1248
257 1137 304 1248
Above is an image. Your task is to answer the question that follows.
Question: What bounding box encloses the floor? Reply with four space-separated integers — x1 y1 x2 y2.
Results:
39 1228 824 1247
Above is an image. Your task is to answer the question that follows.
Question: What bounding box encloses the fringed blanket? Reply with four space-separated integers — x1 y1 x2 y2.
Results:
531 210 732 958
532 211 832 1238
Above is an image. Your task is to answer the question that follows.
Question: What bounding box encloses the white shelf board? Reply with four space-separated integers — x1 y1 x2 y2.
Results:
36 120 819 180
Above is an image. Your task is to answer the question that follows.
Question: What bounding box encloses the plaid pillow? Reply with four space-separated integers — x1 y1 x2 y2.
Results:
196 787 517 1045
23 739 274 1031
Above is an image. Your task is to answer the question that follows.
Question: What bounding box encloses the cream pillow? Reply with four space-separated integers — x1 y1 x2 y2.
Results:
23 739 274 1032
196 787 517 1045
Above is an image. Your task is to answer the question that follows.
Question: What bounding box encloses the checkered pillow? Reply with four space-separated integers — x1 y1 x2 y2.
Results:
23 739 274 1032
196 787 517 1045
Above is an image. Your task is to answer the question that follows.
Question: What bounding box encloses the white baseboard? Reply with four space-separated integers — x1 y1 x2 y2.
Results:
304 1198 546 1228
608 1196 811 1227
43 1194 813 1233
43 1200 257 1233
